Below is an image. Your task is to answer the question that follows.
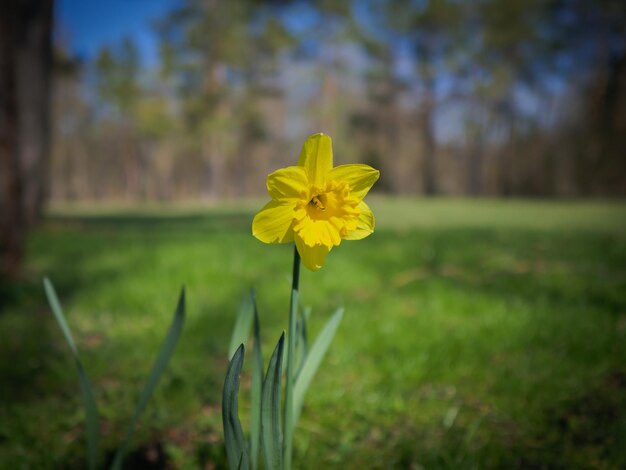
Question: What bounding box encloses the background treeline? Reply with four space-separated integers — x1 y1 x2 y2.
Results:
51 0 626 202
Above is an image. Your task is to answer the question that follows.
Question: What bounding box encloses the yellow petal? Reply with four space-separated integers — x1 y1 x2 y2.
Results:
344 200 375 240
266 166 309 203
252 201 295 244
297 133 333 187
294 217 342 248
295 235 331 271
327 164 379 200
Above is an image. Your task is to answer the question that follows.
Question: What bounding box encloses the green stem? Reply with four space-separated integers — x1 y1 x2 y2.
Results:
284 246 300 469
291 245 301 292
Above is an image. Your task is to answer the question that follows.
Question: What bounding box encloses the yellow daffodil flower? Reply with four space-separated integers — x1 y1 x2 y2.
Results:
252 133 379 271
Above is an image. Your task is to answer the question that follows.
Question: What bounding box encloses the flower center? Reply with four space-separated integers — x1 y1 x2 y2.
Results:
309 194 327 211
293 181 361 247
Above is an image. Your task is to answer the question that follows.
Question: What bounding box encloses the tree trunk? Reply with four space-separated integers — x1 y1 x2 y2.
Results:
467 134 484 196
600 40 626 195
0 0 24 278
419 80 437 195
16 0 54 226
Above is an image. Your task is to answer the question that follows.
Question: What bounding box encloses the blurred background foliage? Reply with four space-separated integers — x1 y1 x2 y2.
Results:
49 0 625 202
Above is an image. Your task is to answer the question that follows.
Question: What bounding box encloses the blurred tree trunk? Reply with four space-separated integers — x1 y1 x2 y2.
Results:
595 34 626 194
500 117 517 196
419 79 437 195
466 125 484 196
17 0 54 226
0 0 24 278
0 0 53 278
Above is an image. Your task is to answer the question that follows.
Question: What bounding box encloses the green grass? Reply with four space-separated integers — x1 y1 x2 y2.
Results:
1 197 625 469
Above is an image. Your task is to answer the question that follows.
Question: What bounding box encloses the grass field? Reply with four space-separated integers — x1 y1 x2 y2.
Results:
1 197 625 469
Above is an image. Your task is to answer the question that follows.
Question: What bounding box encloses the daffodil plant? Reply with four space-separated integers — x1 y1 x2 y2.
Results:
223 133 379 470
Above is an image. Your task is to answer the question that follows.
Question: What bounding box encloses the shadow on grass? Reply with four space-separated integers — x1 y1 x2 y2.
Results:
1 209 253 311
48 209 253 232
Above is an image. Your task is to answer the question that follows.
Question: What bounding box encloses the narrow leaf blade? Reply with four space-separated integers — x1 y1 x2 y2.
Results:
222 344 249 470
229 294 254 358
250 292 263 470
43 278 100 470
294 307 310 379
44 277 78 355
293 308 344 427
261 332 285 470
110 288 186 470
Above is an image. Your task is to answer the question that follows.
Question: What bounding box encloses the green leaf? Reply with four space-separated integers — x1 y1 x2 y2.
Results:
110 288 186 470
293 308 344 427
282 288 298 469
44 278 100 470
261 332 285 470
223 344 250 470
299 304 312 325
250 293 263 470
294 306 310 379
229 293 254 358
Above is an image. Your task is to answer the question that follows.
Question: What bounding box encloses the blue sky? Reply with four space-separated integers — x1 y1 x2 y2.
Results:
55 0 179 66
